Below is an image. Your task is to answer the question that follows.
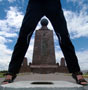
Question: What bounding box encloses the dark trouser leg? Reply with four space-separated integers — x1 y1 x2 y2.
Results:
8 1 43 74
45 1 80 73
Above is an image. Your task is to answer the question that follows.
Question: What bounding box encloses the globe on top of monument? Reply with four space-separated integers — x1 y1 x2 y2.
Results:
41 18 48 26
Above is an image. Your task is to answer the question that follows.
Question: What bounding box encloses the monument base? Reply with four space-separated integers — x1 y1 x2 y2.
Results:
30 65 58 74
0 81 84 90
30 65 68 74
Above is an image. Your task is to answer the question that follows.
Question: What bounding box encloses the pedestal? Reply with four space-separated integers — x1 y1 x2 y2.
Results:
0 81 84 90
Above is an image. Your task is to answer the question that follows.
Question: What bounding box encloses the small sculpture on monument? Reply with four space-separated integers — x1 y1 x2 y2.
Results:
41 18 48 26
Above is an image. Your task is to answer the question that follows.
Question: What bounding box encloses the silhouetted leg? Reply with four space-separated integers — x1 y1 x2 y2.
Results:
45 0 80 73
8 1 43 74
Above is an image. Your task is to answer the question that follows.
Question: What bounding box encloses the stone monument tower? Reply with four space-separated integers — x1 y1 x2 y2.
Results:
32 19 56 65
30 18 58 73
20 19 68 73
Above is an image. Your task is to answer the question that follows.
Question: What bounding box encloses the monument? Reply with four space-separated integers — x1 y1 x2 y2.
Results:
29 18 68 73
30 18 57 73
32 19 56 65
20 18 68 73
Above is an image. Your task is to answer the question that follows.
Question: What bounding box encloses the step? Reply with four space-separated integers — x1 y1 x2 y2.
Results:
0 81 84 90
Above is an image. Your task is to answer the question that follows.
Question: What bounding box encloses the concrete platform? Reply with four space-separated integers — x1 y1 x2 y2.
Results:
0 81 84 90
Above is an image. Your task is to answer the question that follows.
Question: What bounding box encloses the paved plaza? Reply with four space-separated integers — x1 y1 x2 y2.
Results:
0 73 88 90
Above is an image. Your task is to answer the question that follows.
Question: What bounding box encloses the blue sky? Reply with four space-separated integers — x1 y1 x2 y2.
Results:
0 0 88 71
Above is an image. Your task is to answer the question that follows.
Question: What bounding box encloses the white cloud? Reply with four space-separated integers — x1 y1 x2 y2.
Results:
0 36 12 70
8 0 26 6
8 0 16 3
76 50 88 70
0 6 24 38
64 9 88 38
66 0 88 39
67 0 81 3
67 0 88 12
67 0 84 5
6 7 23 29
0 0 24 3
0 6 24 70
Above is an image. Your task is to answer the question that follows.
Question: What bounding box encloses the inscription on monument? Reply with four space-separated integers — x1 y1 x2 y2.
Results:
41 33 48 56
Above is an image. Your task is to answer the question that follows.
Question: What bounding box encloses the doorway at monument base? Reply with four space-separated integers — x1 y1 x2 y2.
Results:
20 57 69 74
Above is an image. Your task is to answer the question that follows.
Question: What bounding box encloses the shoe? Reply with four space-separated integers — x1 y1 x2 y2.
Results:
1 72 17 84
72 71 88 86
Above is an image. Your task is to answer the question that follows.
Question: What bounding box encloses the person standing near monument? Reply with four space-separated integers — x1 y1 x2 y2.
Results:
2 0 88 85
